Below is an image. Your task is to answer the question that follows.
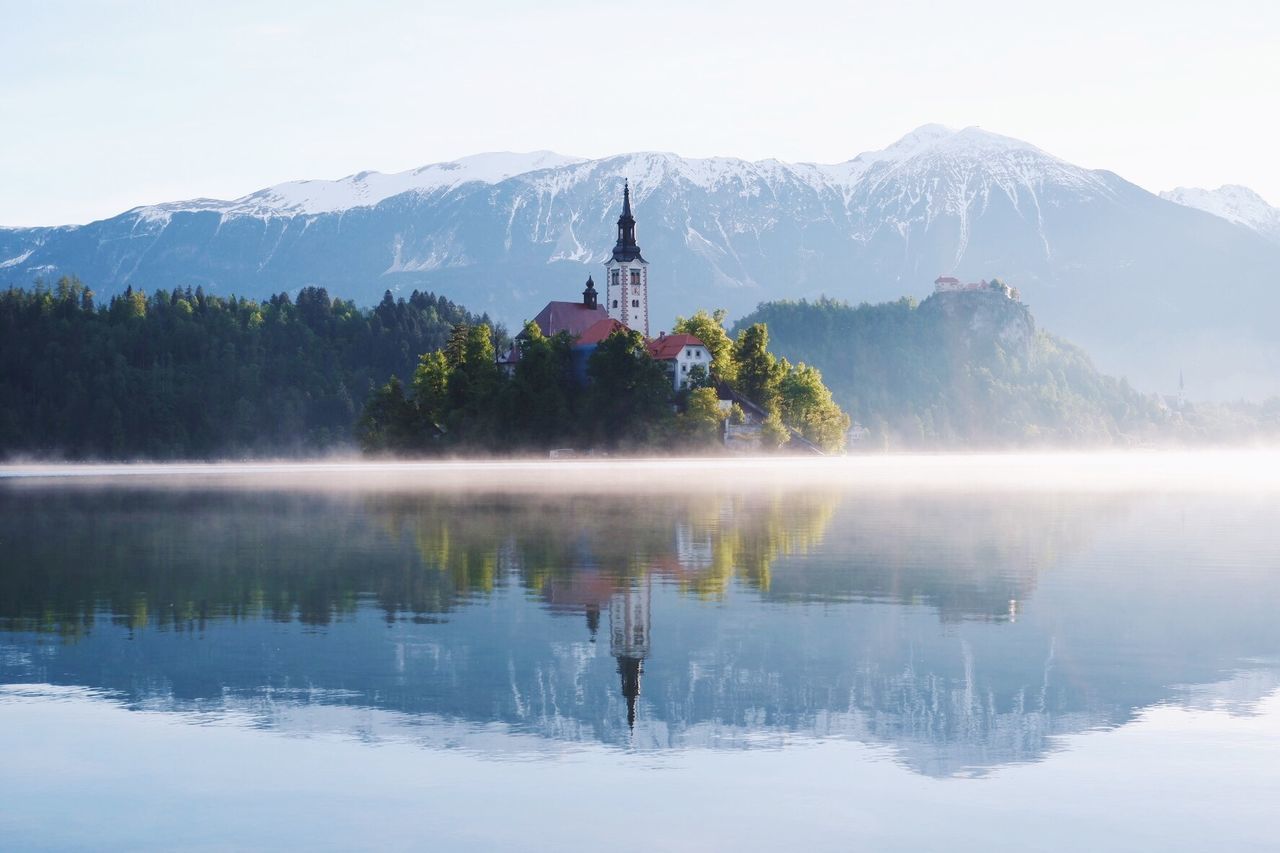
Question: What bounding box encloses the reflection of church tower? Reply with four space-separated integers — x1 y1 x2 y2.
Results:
608 578 651 729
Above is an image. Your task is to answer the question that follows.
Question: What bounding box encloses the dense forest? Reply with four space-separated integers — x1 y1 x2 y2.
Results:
0 277 502 458
741 292 1280 447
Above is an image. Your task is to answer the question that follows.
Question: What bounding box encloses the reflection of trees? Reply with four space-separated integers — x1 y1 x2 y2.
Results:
0 485 1104 638
367 490 840 606
0 487 839 637
0 490 466 635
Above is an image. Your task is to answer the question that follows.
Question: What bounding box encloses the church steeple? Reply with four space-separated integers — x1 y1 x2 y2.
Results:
609 580 651 732
612 180 643 263
582 275 598 309
617 655 643 730
604 180 650 337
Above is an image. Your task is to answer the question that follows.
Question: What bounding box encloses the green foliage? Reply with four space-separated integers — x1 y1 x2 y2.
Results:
685 362 713 390
411 351 450 427
356 376 422 454
778 361 851 452
357 323 683 455
760 411 791 450
506 323 577 449
0 278 502 459
443 323 502 441
677 387 724 447
584 329 675 448
732 323 785 412
679 309 851 453
674 308 737 384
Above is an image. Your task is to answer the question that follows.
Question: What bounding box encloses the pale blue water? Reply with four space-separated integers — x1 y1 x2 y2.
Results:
1 460 1278 851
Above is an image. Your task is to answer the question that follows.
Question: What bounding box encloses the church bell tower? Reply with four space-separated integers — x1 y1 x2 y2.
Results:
605 180 649 338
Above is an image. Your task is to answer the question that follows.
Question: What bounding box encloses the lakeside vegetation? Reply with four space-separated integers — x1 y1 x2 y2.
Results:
356 310 849 455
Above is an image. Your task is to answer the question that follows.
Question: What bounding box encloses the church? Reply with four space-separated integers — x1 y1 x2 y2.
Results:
498 182 710 391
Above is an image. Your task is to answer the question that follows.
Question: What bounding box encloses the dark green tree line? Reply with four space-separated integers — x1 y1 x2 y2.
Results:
0 278 502 458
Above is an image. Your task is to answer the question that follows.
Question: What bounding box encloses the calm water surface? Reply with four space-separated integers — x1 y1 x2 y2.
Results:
2 457 1278 851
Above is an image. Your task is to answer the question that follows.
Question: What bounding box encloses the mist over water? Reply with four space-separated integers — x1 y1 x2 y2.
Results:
4 449 1280 492
2 452 1278 850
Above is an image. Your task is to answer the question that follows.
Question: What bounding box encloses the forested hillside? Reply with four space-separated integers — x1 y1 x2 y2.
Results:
0 278 502 458
740 292 1168 447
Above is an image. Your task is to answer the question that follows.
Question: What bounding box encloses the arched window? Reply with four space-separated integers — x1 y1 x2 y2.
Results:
612 299 619 308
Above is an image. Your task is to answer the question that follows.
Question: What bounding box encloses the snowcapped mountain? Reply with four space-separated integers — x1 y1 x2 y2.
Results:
1160 185 1280 244
4 126 1280 398
131 151 588 221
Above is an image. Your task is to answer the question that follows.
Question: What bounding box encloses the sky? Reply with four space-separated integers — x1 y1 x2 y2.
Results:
1 0 1278 226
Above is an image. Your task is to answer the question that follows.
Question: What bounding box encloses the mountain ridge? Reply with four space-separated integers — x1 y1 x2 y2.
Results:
3 125 1279 398
1160 184 1280 244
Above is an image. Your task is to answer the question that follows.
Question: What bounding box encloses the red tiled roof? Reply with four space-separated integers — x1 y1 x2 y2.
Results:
529 301 611 339
646 332 704 361
935 276 960 284
576 317 627 346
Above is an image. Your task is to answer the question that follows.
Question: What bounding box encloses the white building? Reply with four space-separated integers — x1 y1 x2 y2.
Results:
605 181 650 339
646 333 711 390
934 275 1020 300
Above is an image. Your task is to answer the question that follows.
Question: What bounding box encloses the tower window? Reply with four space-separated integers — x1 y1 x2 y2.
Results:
612 299 619 308
631 299 639 308
630 270 641 286
611 270 619 286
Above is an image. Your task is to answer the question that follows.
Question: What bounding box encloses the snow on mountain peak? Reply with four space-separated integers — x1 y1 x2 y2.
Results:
135 151 587 222
1160 184 1280 241
852 124 1051 165
126 127 1097 227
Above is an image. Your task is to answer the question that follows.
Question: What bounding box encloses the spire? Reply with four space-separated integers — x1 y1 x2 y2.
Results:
612 180 643 262
617 655 643 730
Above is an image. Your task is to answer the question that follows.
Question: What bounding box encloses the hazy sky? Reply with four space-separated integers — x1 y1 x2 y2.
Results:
2 0 1277 226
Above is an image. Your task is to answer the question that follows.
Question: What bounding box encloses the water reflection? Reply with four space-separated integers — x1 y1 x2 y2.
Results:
1 481 1277 777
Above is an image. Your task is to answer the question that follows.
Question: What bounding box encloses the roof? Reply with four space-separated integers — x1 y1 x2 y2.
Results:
646 332 704 361
528 301 611 339
576 317 627 346
935 276 960 284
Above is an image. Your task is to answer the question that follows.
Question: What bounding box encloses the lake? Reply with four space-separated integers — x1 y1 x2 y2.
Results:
2 454 1279 851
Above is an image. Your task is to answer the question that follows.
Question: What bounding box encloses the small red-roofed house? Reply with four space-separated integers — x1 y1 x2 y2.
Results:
646 332 710 390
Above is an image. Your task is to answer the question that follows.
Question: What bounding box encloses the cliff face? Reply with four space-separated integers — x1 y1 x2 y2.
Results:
740 294 1162 448
918 290 1036 364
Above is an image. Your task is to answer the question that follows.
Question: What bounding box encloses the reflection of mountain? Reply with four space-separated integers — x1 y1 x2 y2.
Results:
763 493 1116 620
2 485 1278 777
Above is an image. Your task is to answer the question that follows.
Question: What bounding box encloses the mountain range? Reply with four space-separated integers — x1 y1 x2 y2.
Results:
3 124 1279 398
